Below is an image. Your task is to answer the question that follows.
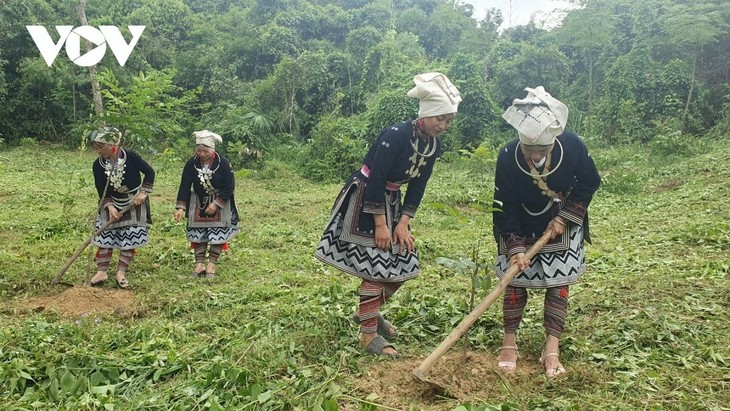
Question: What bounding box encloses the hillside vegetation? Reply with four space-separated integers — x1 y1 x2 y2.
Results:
0 137 728 410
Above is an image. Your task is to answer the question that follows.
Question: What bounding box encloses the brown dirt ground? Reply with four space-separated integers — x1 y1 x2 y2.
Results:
351 351 544 410
14 285 141 318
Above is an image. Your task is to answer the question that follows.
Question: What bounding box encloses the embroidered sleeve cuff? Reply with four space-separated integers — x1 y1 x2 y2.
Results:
141 182 153 193
363 201 386 215
506 234 526 257
214 197 225 208
176 200 186 210
558 200 587 226
402 204 418 218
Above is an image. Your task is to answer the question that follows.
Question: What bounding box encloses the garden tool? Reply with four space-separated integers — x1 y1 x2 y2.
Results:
52 202 136 285
413 229 553 393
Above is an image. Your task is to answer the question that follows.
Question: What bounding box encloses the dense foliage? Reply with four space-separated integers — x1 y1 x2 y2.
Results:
1 0 729 178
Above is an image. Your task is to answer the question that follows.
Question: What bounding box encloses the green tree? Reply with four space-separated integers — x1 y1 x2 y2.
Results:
95 68 200 152
659 2 729 130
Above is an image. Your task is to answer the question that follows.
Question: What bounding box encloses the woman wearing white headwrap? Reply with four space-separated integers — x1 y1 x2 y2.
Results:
315 73 461 358
492 87 600 377
174 130 239 278
89 127 156 290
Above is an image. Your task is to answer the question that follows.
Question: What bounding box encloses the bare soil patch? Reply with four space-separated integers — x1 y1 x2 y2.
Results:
353 351 543 410
15 286 140 318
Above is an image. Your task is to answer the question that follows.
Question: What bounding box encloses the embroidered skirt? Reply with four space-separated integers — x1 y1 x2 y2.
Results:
92 201 151 250
495 226 585 288
314 174 419 283
185 191 239 244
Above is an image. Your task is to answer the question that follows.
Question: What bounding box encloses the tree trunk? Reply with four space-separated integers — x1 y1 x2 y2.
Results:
682 54 697 132
76 0 104 119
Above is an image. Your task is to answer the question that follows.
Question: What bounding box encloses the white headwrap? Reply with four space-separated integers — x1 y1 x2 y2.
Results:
91 127 121 145
193 130 223 148
502 86 569 146
407 72 462 118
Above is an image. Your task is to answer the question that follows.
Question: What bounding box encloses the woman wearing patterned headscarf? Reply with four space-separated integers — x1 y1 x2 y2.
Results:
315 73 462 358
89 127 155 290
174 130 239 278
492 87 601 377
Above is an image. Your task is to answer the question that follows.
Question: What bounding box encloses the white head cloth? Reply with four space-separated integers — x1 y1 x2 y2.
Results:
91 127 121 145
193 130 223 148
407 72 462 118
502 86 569 145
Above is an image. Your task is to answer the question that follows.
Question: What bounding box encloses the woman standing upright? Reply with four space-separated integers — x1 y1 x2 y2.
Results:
89 127 155 289
492 87 600 377
174 130 239 278
315 73 461 358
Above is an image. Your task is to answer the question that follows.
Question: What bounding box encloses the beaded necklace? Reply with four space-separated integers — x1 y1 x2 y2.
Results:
194 156 220 195
99 150 126 191
407 120 437 178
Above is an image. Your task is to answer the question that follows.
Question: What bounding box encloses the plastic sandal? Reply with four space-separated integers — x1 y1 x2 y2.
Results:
115 277 131 290
497 345 519 371
540 352 566 377
205 271 216 279
361 335 398 359
352 313 398 339
192 270 206 278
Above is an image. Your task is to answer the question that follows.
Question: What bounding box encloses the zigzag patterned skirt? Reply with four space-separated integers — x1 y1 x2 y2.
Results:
92 218 148 250
495 226 585 288
185 209 239 245
315 178 420 283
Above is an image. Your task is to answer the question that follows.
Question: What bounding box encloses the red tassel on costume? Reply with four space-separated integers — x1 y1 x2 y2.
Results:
190 242 198 249
221 243 228 251
111 146 117 154
560 288 568 298
510 289 517 305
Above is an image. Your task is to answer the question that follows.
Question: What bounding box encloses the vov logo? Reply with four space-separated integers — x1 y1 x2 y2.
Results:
26 25 145 67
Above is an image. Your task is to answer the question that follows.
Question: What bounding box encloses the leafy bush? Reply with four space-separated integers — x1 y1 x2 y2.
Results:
302 114 369 182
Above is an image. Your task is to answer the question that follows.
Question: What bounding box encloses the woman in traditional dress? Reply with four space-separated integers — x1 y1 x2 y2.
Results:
89 127 155 290
492 87 601 377
315 73 462 358
174 130 239 278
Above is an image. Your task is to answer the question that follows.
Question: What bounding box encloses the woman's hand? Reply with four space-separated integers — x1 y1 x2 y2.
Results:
509 252 531 271
205 203 218 216
548 216 568 239
373 214 391 250
393 217 415 254
133 191 147 206
174 208 185 222
107 205 121 221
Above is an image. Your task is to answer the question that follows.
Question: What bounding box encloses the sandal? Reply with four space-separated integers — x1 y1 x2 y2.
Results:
540 352 566 378
497 345 519 371
360 335 398 359
352 313 398 339
192 270 206 278
204 271 216 279
90 272 108 287
115 277 131 290
90 278 107 287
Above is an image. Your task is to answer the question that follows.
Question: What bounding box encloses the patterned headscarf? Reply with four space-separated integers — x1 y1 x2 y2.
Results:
502 86 569 145
407 72 462 118
90 127 121 145
193 130 223 148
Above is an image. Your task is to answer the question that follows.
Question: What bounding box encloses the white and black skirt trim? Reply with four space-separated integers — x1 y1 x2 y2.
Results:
315 176 419 283
495 226 585 288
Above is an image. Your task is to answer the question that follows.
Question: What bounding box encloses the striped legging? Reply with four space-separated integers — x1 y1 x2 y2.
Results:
357 279 404 334
503 285 569 338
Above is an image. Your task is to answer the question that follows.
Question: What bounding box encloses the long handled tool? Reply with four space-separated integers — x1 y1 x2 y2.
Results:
413 229 553 392
51 202 136 285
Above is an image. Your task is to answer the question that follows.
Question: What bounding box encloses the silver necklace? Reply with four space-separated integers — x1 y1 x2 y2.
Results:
99 150 126 191
194 156 220 195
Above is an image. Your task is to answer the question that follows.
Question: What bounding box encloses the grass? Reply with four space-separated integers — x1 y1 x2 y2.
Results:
0 138 728 410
